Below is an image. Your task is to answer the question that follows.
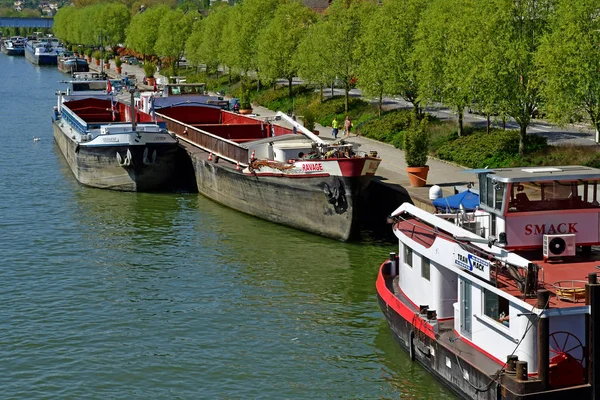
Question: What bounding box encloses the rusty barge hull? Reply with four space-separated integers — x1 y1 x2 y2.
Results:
182 142 370 241
53 121 178 191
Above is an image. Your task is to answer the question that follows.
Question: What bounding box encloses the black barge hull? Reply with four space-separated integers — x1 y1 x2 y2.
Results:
182 142 371 241
53 121 178 191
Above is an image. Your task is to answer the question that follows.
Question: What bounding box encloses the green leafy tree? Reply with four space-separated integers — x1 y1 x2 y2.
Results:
295 14 332 103
536 0 600 142
468 1 509 133
96 3 131 47
186 3 231 75
257 1 316 98
359 0 426 117
302 0 375 112
493 0 554 156
415 0 478 136
218 3 241 79
125 5 171 58
155 8 196 73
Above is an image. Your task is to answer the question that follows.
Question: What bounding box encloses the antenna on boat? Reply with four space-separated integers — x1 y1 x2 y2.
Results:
130 88 137 132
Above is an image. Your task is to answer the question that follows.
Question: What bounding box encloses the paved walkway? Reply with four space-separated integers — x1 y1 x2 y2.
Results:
91 62 477 209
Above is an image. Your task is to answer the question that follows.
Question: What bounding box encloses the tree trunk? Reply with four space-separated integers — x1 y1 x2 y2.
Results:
595 121 600 144
378 92 383 118
320 85 324 103
413 104 419 119
458 109 464 137
288 77 293 99
486 114 490 134
519 123 526 157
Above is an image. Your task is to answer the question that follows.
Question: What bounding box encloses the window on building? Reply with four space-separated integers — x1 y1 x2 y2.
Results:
404 245 413 268
483 289 510 327
422 257 430 281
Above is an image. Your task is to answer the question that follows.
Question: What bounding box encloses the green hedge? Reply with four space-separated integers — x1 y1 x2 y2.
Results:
357 109 416 149
255 85 314 114
434 129 548 168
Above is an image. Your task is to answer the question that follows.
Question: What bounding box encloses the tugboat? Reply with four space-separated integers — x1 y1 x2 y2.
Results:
52 79 178 191
378 166 600 399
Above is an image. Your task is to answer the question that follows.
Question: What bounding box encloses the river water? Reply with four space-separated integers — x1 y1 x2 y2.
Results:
0 54 455 399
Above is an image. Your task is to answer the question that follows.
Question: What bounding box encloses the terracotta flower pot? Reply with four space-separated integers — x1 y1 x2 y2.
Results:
116 67 122 74
95 59 100 66
239 109 253 115
406 166 429 187
146 77 156 86
104 63 110 69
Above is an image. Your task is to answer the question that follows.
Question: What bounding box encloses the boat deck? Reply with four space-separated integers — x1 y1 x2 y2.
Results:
396 217 596 309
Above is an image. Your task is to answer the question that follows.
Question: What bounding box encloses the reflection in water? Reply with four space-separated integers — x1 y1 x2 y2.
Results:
374 322 456 399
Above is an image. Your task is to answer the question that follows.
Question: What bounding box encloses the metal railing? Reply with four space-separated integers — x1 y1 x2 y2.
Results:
158 113 249 164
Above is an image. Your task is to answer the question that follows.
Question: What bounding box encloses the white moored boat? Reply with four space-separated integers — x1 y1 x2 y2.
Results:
378 166 600 399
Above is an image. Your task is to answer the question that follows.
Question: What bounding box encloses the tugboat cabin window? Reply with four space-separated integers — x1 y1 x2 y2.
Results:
479 175 505 212
507 180 600 213
421 257 430 281
404 245 413 268
483 289 510 327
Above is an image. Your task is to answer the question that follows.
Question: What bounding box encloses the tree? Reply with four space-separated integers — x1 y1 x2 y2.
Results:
469 1 509 134
223 0 280 77
493 0 554 156
300 0 376 112
186 3 231 75
359 0 426 116
295 14 333 103
96 3 131 47
125 5 171 58
218 3 241 79
415 0 478 136
155 8 196 73
536 0 600 142
257 1 316 98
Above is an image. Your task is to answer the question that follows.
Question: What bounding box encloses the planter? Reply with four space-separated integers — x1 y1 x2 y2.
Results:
95 59 100 66
87 57 92 63
313 130 319 136
104 63 110 69
116 67 122 74
146 77 156 86
239 109 253 115
406 166 429 187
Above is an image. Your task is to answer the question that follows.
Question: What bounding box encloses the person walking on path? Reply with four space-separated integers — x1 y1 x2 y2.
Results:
332 117 339 138
344 116 353 138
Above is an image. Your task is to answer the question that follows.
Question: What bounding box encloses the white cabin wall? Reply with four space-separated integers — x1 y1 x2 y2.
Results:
434 265 457 319
469 282 538 370
398 243 432 310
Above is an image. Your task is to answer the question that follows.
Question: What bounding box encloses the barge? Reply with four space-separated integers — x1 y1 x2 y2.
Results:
378 166 600 399
136 84 381 241
1 36 25 56
52 80 178 191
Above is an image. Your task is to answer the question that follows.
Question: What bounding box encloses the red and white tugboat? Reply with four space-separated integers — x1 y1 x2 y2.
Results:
378 166 600 399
